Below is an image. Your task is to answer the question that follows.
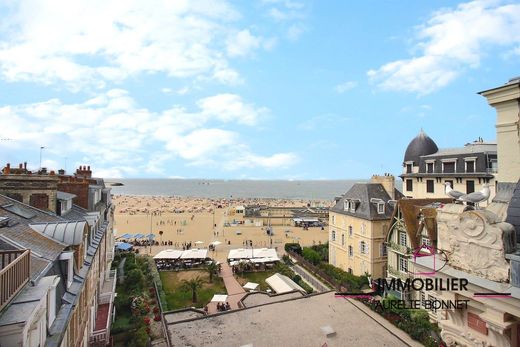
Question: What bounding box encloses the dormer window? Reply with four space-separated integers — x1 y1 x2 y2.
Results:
377 202 385 214
344 200 349 211
350 200 357 212
464 157 477 173
406 163 413 174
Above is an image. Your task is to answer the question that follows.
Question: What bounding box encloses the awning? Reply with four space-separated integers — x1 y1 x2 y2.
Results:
194 241 204 245
210 241 222 246
265 273 305 294
180 249 208 259
117 233 134 239
146 233 156 239
134 233 145 239
211 294 228 302
243 282 259 290
154 249 183 259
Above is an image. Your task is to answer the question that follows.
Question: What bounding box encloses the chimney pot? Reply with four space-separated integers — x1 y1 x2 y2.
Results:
24 162 27 170
50 170 55 175
87 166 90 170
19 163 23 169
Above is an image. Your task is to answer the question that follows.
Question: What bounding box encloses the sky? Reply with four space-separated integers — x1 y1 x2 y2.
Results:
0 0 519 179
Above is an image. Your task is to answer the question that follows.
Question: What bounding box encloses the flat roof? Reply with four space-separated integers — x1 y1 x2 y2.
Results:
167 292 410 346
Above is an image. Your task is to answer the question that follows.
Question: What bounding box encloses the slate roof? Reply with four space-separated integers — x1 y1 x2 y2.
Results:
30 221 87 246
57 191 76 201
422 142 496 158
330 183 403 221
404 130 439 164
0 194 67 278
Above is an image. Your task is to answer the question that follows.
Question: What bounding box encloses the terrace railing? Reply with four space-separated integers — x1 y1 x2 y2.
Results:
0 249 30 311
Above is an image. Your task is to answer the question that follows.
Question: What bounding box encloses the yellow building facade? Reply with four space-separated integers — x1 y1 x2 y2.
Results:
328 175 401 279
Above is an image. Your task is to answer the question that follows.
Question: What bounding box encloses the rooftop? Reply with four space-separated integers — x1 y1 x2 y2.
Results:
166 292 412 347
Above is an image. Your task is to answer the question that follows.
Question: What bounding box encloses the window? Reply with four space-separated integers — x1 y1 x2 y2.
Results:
466 180 475 194
331 215 335 225
426 162 434 173
489 160 498 173
348 225 353 237
406 163 413 173
341 233 345 246
406 179 413 192
350 201 356 212
380 243 387 256
360 241 368 254
344 200 349 211
426 180 434 193
348 268 352 274
467 312 488 335
421 236 431 247
348 245 353 257
398 254 408 272
443 162 455 173
399 231 407 246
466 160 475 173
30 193 49 210
331 230 336 241
377 203 385 214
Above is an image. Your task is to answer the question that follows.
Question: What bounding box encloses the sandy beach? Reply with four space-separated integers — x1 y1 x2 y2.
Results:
113 195 331 261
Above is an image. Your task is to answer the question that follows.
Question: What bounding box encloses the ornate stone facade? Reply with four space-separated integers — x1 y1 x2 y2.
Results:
437 204 515 282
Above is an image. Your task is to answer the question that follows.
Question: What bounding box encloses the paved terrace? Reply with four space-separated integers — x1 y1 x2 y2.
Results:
207 262 245 314
167 292 420 347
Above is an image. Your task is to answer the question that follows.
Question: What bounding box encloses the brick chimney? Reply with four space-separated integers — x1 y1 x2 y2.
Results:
75 165 92 178
3 163 10 175
370 174 395 200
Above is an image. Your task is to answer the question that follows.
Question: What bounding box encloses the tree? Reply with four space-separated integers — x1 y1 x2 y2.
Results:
206 262 218 283
181 277 204 303
126 268 145 293
302 247 321 265
236 261 248 276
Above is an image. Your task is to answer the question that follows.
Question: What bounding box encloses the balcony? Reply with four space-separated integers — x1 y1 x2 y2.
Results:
90 269 116 346
387 264 412 281
0 249 30 311
388 241 411 255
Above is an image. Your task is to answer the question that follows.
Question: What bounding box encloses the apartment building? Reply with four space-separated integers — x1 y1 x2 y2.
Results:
400 131 497 205
0 165 115 347
328 174 403 278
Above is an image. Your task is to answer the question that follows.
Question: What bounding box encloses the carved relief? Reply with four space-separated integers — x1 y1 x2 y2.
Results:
437 204 514 282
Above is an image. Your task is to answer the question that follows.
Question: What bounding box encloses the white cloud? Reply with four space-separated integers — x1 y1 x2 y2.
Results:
335 81 358 94
0 90 295 176
368 0 520 94
0 0 254 89
226 29 262 57
299 114 352 131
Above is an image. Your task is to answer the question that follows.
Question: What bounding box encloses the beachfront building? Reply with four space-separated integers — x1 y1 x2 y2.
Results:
400 130 497 205
411 78 520 346
0 165 116 347
243 205 328 227
328 174 403 278
384 198 451 304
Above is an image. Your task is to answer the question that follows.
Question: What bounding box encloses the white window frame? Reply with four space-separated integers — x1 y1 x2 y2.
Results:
441 159 457 173
331 230 336 242
360 241 368 255
344 200 349 211
398 255 408 273
399 231 407 247
377 203 385 214
421 236 431 247
348 245 353 257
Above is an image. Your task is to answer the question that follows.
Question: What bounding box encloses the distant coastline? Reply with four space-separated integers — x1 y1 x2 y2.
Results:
109 178 403 200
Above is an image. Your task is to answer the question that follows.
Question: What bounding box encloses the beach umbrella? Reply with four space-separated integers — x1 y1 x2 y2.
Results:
117 233 134 239
134 233 145 239
194 241 204 245
146 233 156 239
116 242 133 251
210 241 222 246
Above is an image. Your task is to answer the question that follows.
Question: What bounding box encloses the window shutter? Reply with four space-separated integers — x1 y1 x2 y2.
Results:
366 243 369 255
359 242 362 253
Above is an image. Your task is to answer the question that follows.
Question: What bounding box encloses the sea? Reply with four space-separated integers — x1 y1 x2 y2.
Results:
109 179 403 200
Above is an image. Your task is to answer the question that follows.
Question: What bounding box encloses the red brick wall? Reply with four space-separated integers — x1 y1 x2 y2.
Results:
468 312 488 335
30 193 49 210
58 178 90 210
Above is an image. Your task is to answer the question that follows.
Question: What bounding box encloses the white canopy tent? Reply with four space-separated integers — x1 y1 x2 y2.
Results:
153 249 183 260
227 248 279 262
243 282 259 290
211 294 228 302
180 248 209 259
265 273 305 294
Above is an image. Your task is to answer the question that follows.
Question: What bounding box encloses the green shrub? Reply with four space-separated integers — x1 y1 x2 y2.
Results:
127 326 149 347
282 254 293 265
302 247 321 265
126 269 145 293
284 243 302 255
